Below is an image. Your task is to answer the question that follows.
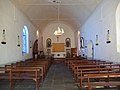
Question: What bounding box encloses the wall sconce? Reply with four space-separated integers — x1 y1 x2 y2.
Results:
30 40 32 48
96 35 99 46
17 35 20 47
1 29 6 44
106 30 111 43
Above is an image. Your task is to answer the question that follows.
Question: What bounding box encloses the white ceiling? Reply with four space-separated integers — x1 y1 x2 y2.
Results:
10 0 102 31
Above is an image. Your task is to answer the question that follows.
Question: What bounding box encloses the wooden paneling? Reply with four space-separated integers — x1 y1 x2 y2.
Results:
52 43 65 52
71 48 77 57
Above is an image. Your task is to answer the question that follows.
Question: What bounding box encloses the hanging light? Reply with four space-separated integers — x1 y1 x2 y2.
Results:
54 27 64 36
53 0 64 41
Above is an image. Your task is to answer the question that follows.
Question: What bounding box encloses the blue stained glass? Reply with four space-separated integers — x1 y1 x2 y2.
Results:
22 25 29 54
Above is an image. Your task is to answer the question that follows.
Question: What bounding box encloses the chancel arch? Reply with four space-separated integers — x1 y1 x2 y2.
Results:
42 22 75 58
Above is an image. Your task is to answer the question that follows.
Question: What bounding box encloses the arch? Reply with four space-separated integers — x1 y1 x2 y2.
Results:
22 25 29 54
116 2 120 52
42 22 75 51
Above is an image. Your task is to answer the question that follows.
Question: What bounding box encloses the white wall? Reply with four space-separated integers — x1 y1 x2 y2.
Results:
42 22 75 54
0 0 37 65
81 0 120 62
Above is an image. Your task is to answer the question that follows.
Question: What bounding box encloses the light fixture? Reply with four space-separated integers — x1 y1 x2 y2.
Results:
54 27 64 36
96 35 99 46
106 30 111 43
17 35 20 47
1 29 6 44
53 0 64 42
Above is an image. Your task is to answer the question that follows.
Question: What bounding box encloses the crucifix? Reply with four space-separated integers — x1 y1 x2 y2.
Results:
57 36 59 42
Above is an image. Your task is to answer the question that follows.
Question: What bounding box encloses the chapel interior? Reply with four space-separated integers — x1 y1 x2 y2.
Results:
0 0 120 90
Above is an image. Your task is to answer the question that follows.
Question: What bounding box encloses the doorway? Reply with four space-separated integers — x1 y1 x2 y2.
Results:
87 40 94 59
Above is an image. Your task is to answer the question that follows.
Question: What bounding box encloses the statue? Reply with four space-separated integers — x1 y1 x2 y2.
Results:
46 38 51 48
66 38 71 47
33 39 38 59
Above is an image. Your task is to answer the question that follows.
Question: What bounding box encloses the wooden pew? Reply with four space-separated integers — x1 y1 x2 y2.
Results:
74 64 119 76
66 59 120 89
67 62 119 88
9 67 42 90
68 59 109 70
0 59 51 90
71 62 113 78
5 60 50 81
65 57 80 65
7 64 45 81
0 67 10 79
87 73 120 90
75 64 120 88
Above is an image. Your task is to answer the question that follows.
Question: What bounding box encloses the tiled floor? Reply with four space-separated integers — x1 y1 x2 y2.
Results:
0 62 119 90
39 63 79 90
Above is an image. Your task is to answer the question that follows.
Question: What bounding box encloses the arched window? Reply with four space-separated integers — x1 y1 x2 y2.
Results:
116 2 120 52
22 25 29 54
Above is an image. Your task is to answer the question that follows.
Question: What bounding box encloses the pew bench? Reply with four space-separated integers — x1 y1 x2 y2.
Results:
86 73 120 90
77 67 120 88
73 64 120 81
9 67 42 90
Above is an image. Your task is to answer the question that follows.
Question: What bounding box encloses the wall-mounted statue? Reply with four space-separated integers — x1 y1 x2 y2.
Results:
46 38 52 48
32 39 38 59
80 37 84 48
65 38 71 47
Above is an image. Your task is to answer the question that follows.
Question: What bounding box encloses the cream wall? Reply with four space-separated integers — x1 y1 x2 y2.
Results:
81 0 120 62
42 22 75 54
0 0 37 65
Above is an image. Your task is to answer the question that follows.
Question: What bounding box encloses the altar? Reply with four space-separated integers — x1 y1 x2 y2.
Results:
51 52 66 59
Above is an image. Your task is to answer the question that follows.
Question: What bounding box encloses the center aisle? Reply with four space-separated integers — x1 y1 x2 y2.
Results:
39 62 79 90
